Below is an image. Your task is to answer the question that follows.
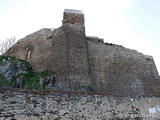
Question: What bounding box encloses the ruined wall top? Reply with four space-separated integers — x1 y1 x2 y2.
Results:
62 9 85 26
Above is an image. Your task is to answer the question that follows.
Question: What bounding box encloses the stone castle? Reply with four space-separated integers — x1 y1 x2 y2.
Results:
5 9 160 96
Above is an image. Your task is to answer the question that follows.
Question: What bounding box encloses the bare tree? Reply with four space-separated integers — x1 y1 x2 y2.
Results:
0 37 16 55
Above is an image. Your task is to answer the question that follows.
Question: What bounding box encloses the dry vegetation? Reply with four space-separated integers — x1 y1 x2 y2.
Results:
0 37 16 55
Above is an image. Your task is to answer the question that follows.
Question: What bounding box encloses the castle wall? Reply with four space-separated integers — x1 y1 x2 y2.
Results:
4 9 160 96
88 40 160 96
5 25 91 90
5 28 54 72
5 27 160 96
51 24 91 90
49 10 91 90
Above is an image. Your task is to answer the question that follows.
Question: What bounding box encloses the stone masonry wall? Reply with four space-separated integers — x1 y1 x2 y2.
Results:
5 28 54 72
4 10 160 96
65 24 91 89
87 39 160 96
4 25 160 96
63 9 84 26
0 89 160 120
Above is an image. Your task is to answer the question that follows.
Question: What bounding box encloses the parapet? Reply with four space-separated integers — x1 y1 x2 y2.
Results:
62 9 85 26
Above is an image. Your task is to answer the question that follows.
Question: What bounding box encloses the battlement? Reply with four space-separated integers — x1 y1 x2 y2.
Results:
62 9 85 26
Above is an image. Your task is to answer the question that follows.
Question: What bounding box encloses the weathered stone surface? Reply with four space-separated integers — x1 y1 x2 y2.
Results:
0 56 55 89
0 90 160 120
0 56 32 87
4 9 160 96
87 40 160 96
63 9 84 26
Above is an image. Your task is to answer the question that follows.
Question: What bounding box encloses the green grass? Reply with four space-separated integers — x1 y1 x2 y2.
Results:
0 56 16 64
0 75 19 88
0 55 29 64
22 71 40 90
0 80 9 87
40 70 53 77
0 75 8 87
75 85 96 92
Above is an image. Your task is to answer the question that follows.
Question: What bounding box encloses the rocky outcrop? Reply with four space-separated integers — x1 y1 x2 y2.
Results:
0 56 55 89
0 89 160 120
0 56 32 82
4 9 160 96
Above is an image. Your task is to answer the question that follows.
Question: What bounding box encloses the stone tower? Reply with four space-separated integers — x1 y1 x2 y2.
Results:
51 9 91 89
62 9 85 26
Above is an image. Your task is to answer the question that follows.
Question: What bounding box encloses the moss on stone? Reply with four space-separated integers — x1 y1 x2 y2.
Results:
0 70 53 90
0 55 54 90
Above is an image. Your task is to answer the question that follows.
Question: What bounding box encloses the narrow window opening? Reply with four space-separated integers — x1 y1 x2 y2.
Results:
26 48 31 60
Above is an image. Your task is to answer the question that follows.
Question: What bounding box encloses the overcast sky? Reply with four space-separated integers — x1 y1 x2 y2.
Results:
0 0 160 74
